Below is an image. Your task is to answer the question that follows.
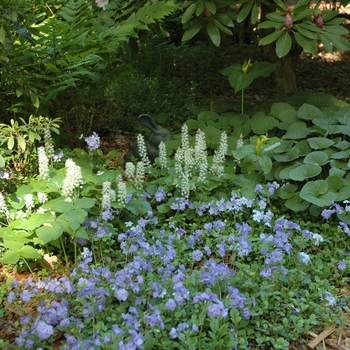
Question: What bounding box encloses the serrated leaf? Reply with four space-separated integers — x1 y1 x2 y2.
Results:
276 31 292 58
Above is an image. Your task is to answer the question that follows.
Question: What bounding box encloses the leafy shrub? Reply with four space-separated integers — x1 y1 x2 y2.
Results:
185 92 350 214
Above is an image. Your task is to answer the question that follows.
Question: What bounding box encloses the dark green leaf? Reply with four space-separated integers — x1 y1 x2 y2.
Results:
294 32 317 53
276 31 292 58
237 2 253 24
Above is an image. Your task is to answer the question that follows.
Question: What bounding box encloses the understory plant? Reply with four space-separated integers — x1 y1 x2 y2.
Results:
185 92 350 215
0 101 349 349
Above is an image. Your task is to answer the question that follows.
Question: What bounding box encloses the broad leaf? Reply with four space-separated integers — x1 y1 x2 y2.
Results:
259 29 284 46
297 103 324 120
300 180 337 207
289 164 322 181
282 121 309 139
303 151 328 166
276 31 292 58
307 137 334 150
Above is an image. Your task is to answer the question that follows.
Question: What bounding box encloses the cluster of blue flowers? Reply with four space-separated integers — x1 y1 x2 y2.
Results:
4 185 348 349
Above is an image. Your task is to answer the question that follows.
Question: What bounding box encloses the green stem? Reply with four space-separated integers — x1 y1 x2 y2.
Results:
241 89 244 115
22 258 34 275
60 235 69 268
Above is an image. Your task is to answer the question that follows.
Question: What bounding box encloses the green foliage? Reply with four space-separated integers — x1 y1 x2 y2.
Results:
0 0 178 135
1 95 350 348
179 0 350 56
185 92 350 213
0 115 61 173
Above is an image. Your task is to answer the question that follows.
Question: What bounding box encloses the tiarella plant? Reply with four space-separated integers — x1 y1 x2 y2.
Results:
0 100 349 348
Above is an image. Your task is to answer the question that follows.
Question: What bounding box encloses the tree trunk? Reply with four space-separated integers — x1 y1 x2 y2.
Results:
259 3 302 94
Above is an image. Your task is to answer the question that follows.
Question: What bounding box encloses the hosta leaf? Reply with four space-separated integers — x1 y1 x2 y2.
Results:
289 164 322 181
303 151 328 166
307 137 334 150
300 180 337 207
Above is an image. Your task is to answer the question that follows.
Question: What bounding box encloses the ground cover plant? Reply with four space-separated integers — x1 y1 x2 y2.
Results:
0 106 349 349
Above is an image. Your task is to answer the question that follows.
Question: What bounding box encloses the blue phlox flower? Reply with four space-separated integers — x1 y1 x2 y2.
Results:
204 222 213 232
192 249 203 262
254 184 263 193
338 260 346 271
204 245 212 256
115 288 129 301
177 322 189 332
338 222 350 235
7 291 16 304
323 291 337 307
169 327 177 339
102 207 115 221
216 242 226 258
155 188 166 202
260 267 272 278
20 290 32 302
165 298 177 311
84 131 100 151
321 208 336 219
35 320 54 340
298 252 310 265
213 220 225 230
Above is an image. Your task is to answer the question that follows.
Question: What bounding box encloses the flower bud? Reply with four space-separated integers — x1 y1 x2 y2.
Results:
285 13 293 27
315 14 323 28
203 7 210 16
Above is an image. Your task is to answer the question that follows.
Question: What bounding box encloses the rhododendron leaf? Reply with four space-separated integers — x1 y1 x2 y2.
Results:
237 2 253 23
300 180 337 206
276 32 292 58
182 3 197 24
294 32 317 53
207 20 220 46
182 22 202 41
259 29 284 46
